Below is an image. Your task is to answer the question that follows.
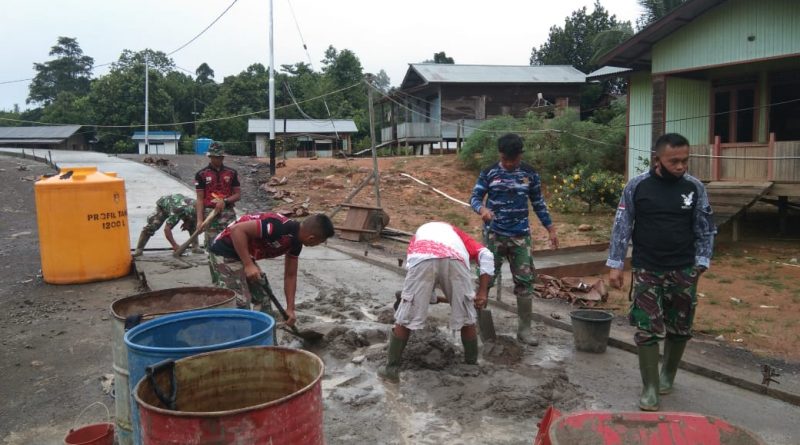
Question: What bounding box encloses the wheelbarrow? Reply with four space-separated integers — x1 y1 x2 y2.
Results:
534 407 766 445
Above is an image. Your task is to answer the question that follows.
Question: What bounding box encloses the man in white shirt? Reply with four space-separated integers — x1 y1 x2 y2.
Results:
378 222 495 382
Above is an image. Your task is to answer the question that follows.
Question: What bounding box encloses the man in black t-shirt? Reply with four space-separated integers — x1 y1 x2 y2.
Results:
607 133 716 411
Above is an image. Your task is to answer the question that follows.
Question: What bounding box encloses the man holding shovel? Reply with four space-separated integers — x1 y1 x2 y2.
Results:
208 212 334 325
470 133 559 347
378 221 494 382
194 142 241 248
607 133 716 411
132 193 199 256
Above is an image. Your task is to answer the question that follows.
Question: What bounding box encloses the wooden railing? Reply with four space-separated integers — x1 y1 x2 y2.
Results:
690 134 800 183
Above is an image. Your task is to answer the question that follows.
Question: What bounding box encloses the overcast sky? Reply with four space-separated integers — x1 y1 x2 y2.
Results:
2 0 644 112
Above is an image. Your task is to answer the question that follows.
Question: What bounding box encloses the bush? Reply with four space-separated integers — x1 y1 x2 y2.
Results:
549 166 624 213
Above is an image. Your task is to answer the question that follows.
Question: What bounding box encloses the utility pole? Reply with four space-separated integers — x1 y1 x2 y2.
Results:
365 74 381 208
266 0 276 174
144 54 149 154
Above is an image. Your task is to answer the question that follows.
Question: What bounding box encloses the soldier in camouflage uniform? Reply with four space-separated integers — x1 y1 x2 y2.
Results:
607 133 716 411
470 133 559 346
132 193 198 256
194 142 241 248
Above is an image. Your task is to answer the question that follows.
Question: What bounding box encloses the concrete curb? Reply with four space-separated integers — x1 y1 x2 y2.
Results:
328 238 800 408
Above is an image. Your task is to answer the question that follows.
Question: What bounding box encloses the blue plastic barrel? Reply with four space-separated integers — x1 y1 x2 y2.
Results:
124 309 274 445
194 138 213 155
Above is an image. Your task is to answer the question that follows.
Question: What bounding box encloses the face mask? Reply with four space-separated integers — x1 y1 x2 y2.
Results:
657 161 684 182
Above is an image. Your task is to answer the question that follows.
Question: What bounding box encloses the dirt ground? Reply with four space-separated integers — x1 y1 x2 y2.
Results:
129 153 800 362
0 157 143 442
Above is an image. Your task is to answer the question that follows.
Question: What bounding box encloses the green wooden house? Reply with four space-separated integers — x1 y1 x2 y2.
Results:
598 0 800 236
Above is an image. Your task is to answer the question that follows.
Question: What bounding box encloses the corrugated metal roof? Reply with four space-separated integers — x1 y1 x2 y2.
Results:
406 64 586 85
0 125 81 139
248 119 358 134
131 131 181 141
587 66 633 79
598 0 728 69
0 139 64 144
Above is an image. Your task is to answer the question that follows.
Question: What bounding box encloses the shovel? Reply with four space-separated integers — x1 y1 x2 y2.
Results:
478 308 497 342
173 208 219 257
259 273 324 343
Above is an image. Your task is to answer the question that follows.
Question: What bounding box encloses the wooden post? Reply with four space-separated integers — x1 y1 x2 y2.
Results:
767 132 775 181
366 74 381 208
456 119 463 153
712 136 721 181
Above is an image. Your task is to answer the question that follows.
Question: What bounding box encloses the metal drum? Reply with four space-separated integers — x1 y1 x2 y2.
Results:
125 309 274 445
110 287 236 445
135 346 324 445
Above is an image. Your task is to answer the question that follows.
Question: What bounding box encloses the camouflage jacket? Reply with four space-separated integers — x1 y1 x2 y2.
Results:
606 170 716 271
157 194 197 229
470 162 553 237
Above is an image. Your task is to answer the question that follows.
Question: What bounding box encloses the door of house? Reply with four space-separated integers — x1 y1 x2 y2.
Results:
712 85 756 143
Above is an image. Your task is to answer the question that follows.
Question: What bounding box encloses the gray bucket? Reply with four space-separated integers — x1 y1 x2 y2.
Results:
569 310 614 353
109 287 236 445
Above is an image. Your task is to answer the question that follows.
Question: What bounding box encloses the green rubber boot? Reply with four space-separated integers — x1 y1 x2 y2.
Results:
377 332 407 383
638 343 661 411
462 336 479 365
516 296 539 346
659 336 688 395
132 232 150 257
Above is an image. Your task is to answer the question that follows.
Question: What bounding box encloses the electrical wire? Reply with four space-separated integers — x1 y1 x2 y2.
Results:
167 0 239 56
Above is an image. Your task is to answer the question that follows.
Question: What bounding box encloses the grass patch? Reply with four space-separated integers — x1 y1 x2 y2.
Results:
704 272 718 280
708 299 719 305
443 211 469 227
717 278 733 284
697 326 737 336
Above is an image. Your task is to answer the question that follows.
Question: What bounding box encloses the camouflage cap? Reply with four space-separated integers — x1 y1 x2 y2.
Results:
207 142 225 157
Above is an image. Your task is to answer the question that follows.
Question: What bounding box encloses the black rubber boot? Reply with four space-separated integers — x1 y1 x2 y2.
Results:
659 336 688 395
638 343 661 411
378 332 407 383
516 296 539 346
462 336 479 365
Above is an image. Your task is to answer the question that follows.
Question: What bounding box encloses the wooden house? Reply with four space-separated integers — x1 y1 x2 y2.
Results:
132 131 181 155
248 119 358 158
598 0 800 237
378 64 585 153
0 125 86 150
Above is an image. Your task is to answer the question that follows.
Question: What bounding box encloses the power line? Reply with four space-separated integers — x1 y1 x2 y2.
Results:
167 0 239 56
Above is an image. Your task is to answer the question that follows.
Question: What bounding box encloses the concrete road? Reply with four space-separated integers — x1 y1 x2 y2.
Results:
0 148 194 249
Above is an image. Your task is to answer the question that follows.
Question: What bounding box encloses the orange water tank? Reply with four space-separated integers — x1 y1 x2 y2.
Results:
34 166 131 284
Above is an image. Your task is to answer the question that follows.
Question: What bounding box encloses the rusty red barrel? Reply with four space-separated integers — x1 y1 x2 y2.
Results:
134 346 325 444
110 287 236 445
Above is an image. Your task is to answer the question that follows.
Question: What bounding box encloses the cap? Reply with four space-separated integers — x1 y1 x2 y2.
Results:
207 142 225 157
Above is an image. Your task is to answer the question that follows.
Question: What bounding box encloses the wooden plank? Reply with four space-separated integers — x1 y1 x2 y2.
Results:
706 181 773 188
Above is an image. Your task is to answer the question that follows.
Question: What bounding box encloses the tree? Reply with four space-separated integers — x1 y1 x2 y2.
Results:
195 63 215 84
637 0 687 28
529 1 628 74
28 37 94 106
374 69 391 92
423 51 455 64
86 49 177 152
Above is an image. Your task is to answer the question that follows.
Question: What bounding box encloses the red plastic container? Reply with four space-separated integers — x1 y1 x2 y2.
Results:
543 410 766 445
63 423 114 445
135 346 324 444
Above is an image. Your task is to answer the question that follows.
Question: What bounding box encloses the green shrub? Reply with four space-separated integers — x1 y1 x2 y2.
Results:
549 166 624 213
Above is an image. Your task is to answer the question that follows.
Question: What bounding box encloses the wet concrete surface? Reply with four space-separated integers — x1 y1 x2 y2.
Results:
250 245 800 444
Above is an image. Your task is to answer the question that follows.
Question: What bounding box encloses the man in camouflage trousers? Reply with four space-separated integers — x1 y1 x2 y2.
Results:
607 133 716 411
470 133 559 346
132 193 199 256
194 142 241 248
